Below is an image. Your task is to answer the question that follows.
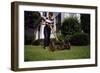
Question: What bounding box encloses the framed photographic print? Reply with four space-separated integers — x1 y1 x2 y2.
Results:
11 1 97 71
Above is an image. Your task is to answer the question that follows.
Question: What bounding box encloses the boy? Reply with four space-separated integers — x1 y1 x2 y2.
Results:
43 12 54 49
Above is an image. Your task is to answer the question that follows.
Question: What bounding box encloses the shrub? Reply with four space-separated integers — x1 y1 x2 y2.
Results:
61 16 81 36
24 29 35 45
70 32 89 45
57 35 65 42
32 40 40 45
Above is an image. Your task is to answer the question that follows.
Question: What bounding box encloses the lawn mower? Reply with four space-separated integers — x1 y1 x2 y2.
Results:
48 25 71 52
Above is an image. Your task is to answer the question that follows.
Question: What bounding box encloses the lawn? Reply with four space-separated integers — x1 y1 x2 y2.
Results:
24 45 90 61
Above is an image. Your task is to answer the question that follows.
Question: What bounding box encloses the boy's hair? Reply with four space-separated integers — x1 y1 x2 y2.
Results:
48 12 53 16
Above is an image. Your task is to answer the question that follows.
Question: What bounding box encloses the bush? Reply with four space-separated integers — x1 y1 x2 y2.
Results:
24 29 35 45
32 40 40 45
57 35 65 42
70 32 89 45
61 16 81 36
25 35 35 45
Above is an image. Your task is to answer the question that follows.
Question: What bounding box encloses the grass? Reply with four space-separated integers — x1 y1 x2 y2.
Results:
24 45 90 61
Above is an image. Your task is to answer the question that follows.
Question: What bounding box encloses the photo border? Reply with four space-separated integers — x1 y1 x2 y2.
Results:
11 1 98 71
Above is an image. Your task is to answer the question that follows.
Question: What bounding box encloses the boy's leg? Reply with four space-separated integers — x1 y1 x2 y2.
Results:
47 30 51 46
44 29 51 49
44 28 48 48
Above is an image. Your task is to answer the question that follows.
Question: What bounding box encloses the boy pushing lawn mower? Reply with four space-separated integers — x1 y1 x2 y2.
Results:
41 12 71 52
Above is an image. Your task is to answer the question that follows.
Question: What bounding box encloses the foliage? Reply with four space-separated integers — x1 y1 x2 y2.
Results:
70 32 89 45
80 14 90 34
65 35 72 41
24 29 35 45
61 15 90 46
32 40 40 45
25 11 41 29
24 11 41 45
57 34 65 42
61 16 81 36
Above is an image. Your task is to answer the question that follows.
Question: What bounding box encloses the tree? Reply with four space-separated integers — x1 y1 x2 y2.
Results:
61 16 81 36
80 14 90 34
24 11 41 45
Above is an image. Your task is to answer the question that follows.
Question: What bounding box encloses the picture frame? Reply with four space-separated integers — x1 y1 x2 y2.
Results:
11 1 97 71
